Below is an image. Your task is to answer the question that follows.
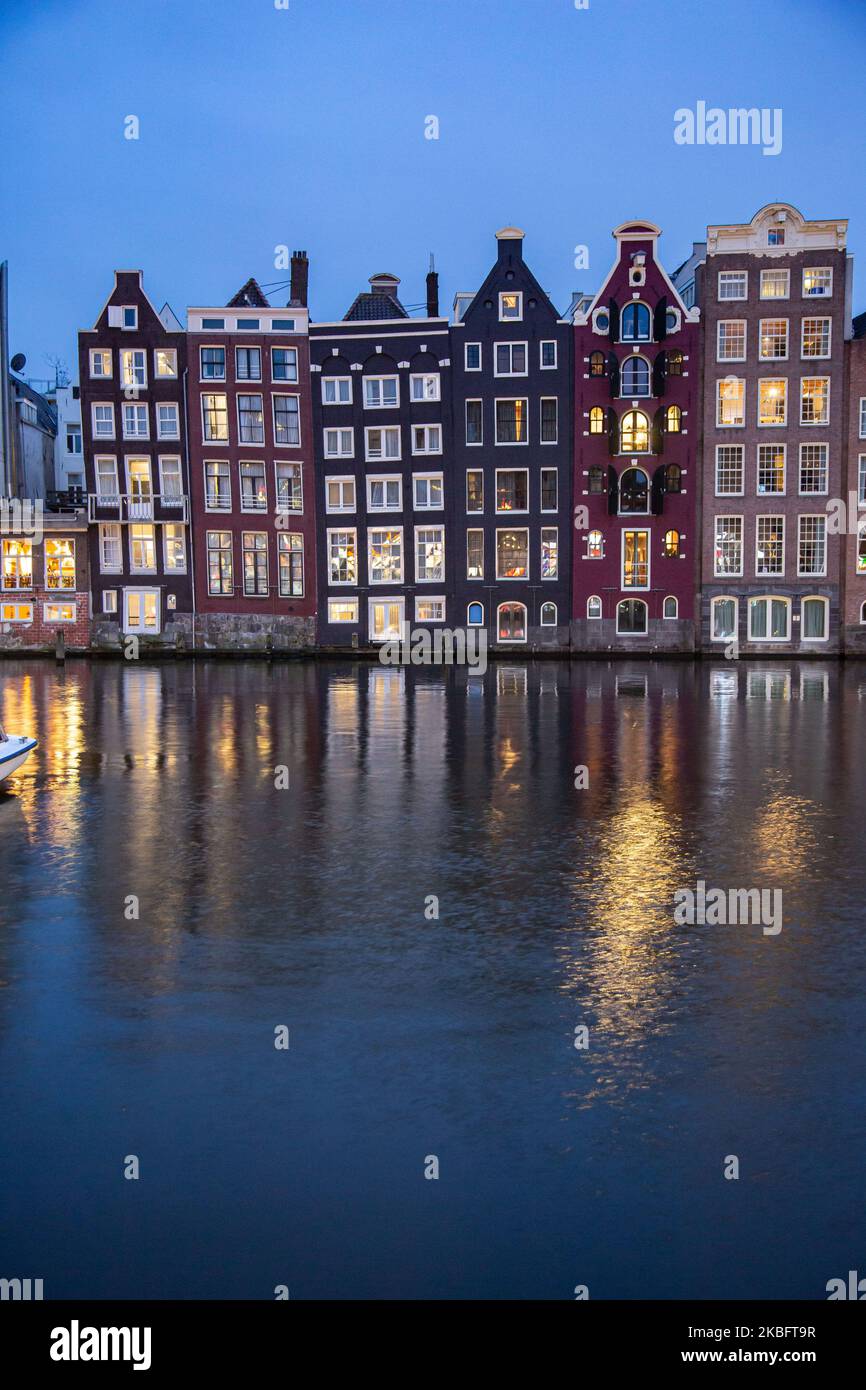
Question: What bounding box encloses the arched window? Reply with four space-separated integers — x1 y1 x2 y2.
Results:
616 599 648 634
587 595 602 619
621 356 650 397
467 601 484 626
664 529 680 557
665 463 682 493
801 596 828 641
620 410 650 452
663 596 678 619
667 350 684 376
712 596 737 642
586 529 604 559
589 351 606 377
619 467 650 514
620 303 651 342
588 465 605 494
589 406 605 434
666 405 682 433
497 601 527 642
540 602 557 626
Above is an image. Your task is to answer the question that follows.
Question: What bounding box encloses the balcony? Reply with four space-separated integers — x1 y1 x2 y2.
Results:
88 493 189 524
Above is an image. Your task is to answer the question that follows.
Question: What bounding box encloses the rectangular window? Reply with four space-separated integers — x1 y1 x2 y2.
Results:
102 590 117 614
622 530 649 589
369 598 405 642
1 538 32 589
541 468 558 511
365 426 401 461
92 403 115 439
798 515 826 576
207 531 234 595
130 523 156 573
242 532 269 597
159 455 183 501
43 602 76 623
859 399 866 438
238 393 265 444
760 269 789 299
466 529 484 579
124 588 159 633
65 426 82 454
466 399 482 445
466 470 483 513
413 474 443 510
715 445 744 495
201 318 225 331
45 538 75 590
205 460 231 511
163 523 186 572
367 476 402 511
758 378 787 426
99 524 122 572
363 376 399 409
120 348 147 389
271 348 299 383
155 349 177 379
324 428 354 458
718 271 748 301
90 349 112 378
272 394 300 446
496 469 528 512
322 376 351 404
275 461 302 512
859 455 866 507
235 347 262 381
714 516 743 576
122 403 149 438
121 306 137 329
757 443 786 494
540 341 557 369
541 527 558 579
540 398 558 444
240 460 267 511
1 601 33 622
496 528 528 579
717 321 746 361
202 393 229 442
200 347 226 381
801 317 831 358
494 343 527 376
499 292 522 321
415 526 444 582
325 476 355 513
801 377 830 425
368 528 403 584
156 403 179 439
410 373 440 401
327 529 356 585
495 398 528 444
328 599 358 623
412 424 442 455
756 515 785 575
278 533 304 596
759 319 788 360
803 267 832 297
716 378 745 427
415 596 445 623
799 443 828 495
465 343 481 370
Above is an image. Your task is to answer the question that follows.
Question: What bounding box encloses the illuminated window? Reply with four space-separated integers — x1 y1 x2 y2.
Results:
667 350 684 376
205 460 231 511
466 470 483 513
757 444 786 494
758 379 787 426
802 318 831 359
587 595 602 619
622 530 649 588
620 410 650 452
45 538 75 590
120 349 147 388
759 319 788 359
666 405 681 433
541 528 558 579
495 398 528 444
716 378 745 427
242 532 269 597
202 393 229 442
466 531 483 579
496 529 528 578
415 527 444 582
155 349 177 379
327 529 356 585
714 516 742 576
586 529 604 559
664 529 680 558
802 267 832 297
589 407 605 434
368 528 403 584
328 599 358 624
760 269 789 299
240 461 267 511
496 469 528 512
90 349 112 378
499 292 523 321
1 602 32 622
589 351 606 377
497 601 527 641
2 538 32 589
275 462 302 512
130 524 156 573
43 602 76 623
801 378 830 425
756 516 784 575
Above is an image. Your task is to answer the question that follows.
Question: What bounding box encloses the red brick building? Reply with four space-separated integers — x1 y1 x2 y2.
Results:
842 318 866 651
0 511 90 651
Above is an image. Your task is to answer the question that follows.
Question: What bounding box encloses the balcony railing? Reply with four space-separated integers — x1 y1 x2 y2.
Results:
88 493 189 524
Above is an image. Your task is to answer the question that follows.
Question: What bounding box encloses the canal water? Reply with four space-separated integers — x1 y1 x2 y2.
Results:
1 657 864 1300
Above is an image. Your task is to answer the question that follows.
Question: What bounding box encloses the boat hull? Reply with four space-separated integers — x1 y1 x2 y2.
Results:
0 738 37 782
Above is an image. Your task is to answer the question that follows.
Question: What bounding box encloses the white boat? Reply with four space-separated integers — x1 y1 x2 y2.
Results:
0 724 37 782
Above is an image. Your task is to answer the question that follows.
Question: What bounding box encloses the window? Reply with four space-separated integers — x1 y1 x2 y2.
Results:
496 469 528 512
102 591 117 615
365 426 401 461
415 527 444 582
588 466 605 495
799 443 828 495
273 395 300 445
665 463 682 494
369 599 405 643
200 347 226 381
496 529 528 578
667 350 684 376
748 596 790 641
586 529 604 559
155 349 177 379
120 349 147 389
716 445 744 495
43 601 76 623
156 403 179 439
756 516 784 575
202 394 229 442
497 601 527 641
620 303 651 341
757 444 786 494
119 306 137 329
240 461 267 511
495 399 528 444
801 377 829 425
617 599 647 634
410 373 440 401
859 535 866 575
277 534 304 596
665 308 680 334
768 227 785 247
2 538 32 589
207 531 233 595
328 530 357 584
540 602 557 626
45 538 75 590
328 599 358 624
92 403 115 439
622 530 649 588
99 524 122 572
65 426 82 454
859 456 866 507
540 341 557 368
201 318 225 331
798 515 826 576
205 460 231 511
802 267 832 297
593 309 610 334
802 318 831 359
587 596 602 619
664 529 680 558
711 596 737 642
95 456 120 501
363 376 399 409
236 318 259 331
466 529 484 579
802 596 828 641
412 424 442 455
124 588 159 633
663 596 678 619
413 474 443 510
238 394 265 444
324 428 354 458
758 378 787 426
589 406 605 434
589 351 606 377
718 271 748 301
465 343 481 370
760 269 789 299
499 292 522 321
236 347 261 381
495 343 527 376
467 601 484 625
759 319 788 360
130 523 156 572
466 471 483 512
619 467 649 514
90 349 112 378
466 400 482 445
541 528 558 579
122 403 149 439
275 462 302 513
536 397 557 445
620 411 649 453
621 357 650 396
367 476 402 511
666 405 681 433
326 476 355 513
163 523 186 572
714 516 743 576
541 468 558 511
717 378 745 427
241 532 269 596
415 596 446 623
322 375 351 403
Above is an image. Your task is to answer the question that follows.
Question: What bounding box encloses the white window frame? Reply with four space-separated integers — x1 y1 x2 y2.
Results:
364 426 401 462
201 392 229 444
798 442 829 497
748 595 791 643
154 348 178 379
238 393 266 447
716 320 747 362
802 266 833 298
716 378 745 428
801 595 829 643
324 427 354 459
120 348 147 390
414 595 446 623
409 373 441 402
797 514 827 577
539 340 557 370
204 459 232 512
800 377 830 426
621 529 650 591
757 442 786 496
413 473 444 511
366 475 402 513
494 397 529 446
760 268 790 300
274 461 303 514
414 525 445 584
122 402 149 440
363 375 400 410
271 347 299 384
757 377 788 428
199 345 226 382
328 598 359 624
411 424 442 456
714 515 743 578
156 402 180 440
326 528 358 587
163 523 187 574
718 271 748 301
493 342 528 378
498 291 523 322
91 402 115 440
98 522 122 574
758 318 789 361
368 596 405 643
321 375 353 405
715 445 744 497
325 476 356 514
123 587 161 636
755 514 785 577
801 317 832 360
711 595 738 643
89 348 112 379
464 343 482 371
540 467 558 513
495 466 530 515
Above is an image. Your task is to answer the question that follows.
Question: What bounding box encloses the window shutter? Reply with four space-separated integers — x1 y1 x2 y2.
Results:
608 299 620 342
652 352 667 398
652 407 665 455
607 352 620 399
653 297 668 342
107 306 122 328
607 464 619 516
651 466 666 515
606 407 619 457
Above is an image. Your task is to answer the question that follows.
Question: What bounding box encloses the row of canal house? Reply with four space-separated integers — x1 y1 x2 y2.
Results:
6 201 866 658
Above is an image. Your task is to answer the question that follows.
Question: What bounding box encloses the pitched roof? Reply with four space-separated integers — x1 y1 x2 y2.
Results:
853 310 866 340
12 375 57 435
226 278 270 309
343 292 409 321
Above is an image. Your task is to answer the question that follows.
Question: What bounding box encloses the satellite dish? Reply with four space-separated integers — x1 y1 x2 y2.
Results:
10 353 26 372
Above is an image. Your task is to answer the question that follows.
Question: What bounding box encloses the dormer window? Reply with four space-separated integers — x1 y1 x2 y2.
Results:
499 292 522 322
122 306 137 329
768 227 785 246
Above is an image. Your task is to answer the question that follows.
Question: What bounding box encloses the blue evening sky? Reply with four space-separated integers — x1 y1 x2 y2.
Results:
1 0 864 382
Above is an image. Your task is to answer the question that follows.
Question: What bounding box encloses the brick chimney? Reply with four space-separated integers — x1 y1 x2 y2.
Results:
289 251 309 308
426 254 439 317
